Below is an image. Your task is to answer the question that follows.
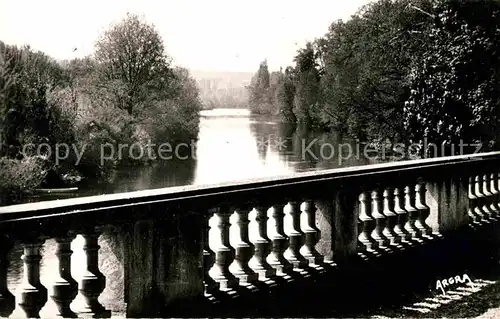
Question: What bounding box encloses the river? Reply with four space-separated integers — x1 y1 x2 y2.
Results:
6 108 385 317
31 108 380 201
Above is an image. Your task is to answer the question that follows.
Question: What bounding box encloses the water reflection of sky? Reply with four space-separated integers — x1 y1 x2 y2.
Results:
195 108 377 186
194 111 294 184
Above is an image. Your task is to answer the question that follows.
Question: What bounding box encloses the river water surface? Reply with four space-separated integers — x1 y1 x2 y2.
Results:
38 108 379 197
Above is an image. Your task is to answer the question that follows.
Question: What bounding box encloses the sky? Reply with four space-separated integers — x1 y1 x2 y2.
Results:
0 0 371 72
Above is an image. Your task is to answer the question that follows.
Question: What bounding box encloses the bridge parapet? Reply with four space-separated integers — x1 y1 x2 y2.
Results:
1 152 500 317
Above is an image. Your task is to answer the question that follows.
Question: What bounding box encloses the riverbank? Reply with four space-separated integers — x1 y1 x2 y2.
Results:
0 16 203 206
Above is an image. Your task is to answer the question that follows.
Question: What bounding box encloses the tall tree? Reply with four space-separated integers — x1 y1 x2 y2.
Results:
1 44 67 156
248 60 273 114
275 67 297 122
292 42 321 125
94 13 173 115
317 0 433 140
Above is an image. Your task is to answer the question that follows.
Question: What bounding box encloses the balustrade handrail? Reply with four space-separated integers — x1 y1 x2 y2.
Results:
1 151 500 222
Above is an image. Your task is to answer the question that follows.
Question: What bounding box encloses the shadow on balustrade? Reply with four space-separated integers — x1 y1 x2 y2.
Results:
186 263 329 317
5 221 496 318
188 222 500 318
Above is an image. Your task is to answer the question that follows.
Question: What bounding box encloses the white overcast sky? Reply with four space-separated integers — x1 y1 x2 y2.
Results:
0 0 371 72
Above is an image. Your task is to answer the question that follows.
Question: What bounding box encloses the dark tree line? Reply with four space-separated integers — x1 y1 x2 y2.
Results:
248 0 500 150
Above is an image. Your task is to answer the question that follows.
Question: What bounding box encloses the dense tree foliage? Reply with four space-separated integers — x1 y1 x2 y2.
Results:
274 67 296 122
1 45 69 154
292 42 321 126
147 67 202 143
94 13 174 116
248 0 500 150
405 0 500 148
0 13 201 203
248 60 275 114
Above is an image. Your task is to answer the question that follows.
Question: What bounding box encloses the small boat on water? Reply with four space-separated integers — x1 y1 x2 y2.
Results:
34 187 79 194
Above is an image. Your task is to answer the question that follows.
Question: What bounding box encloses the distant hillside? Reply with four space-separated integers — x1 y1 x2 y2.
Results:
189 70 252 109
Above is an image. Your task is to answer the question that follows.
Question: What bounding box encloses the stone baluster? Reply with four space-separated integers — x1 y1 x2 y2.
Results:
284 201 308 269
18 237 47 318
489 173 500 219
404 184 422 241
414 181 433 239
0 235 15 318
230 206 258 285
358 192 376 252
300 200 324 266
393 186 412 243
79 228 111 317
203 211 219 295
267 202 293 275
484 174 499 220
468 176 482 227
382 187 400 246
496 173 500 212
483 174 494 205
497 173 500 202
249 205 276 280
483 174 497 220
475 175 491 223
51 233 78 318
498 173 500 195
211 207 239 290
370 189 390 249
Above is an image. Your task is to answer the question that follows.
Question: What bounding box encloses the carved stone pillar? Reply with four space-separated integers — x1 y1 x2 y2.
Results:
358 192 376 252
0 235 15 318
468 176 482 227
211 207 239 290
370 189 390 248
475 175 492 223
249 205 276 280
414 182 433 239
300 200 323 265
404 184 422 242
79 228 111 317
51 233 78 318
497 173 500 204
482 174 497 220
203 211 219 294
393 186 412 243
497 173 500 197
267 202 293 275
284 201 308 269
18 237 47 318
230 206 258 284
382 187 400 246
489 173 500 219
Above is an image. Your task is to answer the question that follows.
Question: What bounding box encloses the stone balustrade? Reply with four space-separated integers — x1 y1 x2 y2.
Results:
1 152 500 317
